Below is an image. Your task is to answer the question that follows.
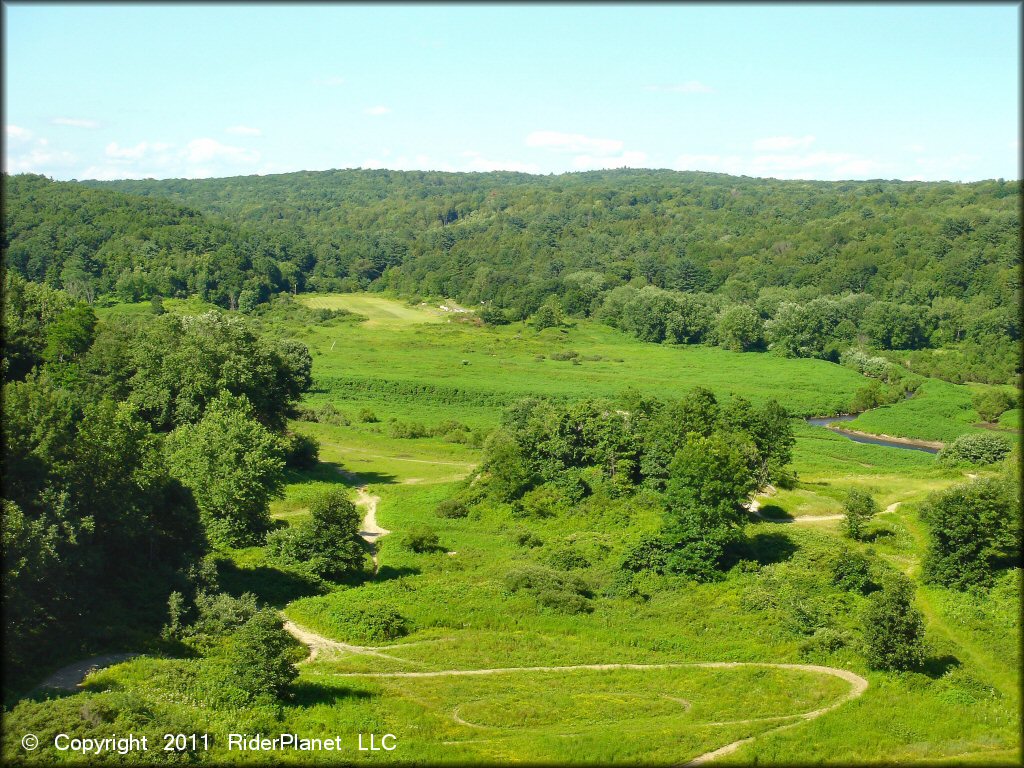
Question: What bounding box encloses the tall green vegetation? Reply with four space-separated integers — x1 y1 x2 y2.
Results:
842 489 880 541
0 278 313 687
165 393 286 547
476 388 794 581
862 575 927 671
266 488 367 580
4 169 1019 383
921 478 1021 590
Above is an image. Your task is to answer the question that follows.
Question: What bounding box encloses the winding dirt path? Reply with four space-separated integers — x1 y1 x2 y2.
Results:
337 469 388 571
284 621 867 764
745 497 845 524
36 653 140 691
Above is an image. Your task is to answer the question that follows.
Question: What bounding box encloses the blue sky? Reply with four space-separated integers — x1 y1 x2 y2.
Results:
3 3 1019 182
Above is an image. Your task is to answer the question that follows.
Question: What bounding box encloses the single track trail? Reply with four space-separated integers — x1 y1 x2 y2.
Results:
338 468 389 571
283 619 868 765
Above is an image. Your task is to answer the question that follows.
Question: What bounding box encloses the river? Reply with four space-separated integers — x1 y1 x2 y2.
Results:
805 415 941 454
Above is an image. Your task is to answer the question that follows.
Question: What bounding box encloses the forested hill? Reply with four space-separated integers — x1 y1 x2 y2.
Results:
3 169 1021 382
45 169 1024 308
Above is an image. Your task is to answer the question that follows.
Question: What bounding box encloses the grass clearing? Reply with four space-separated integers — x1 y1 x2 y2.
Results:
9 293 1016 766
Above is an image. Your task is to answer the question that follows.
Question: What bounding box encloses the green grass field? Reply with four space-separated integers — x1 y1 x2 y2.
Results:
6 294 1018 766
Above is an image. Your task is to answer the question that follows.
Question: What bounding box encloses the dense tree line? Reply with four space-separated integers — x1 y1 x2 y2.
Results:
474 388 794 582
1 273 313 688
4 169 1018 383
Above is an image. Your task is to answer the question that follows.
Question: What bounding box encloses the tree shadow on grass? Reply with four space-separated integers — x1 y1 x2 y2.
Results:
289 681 375 707
216 559 324 607
862 528 895 543
730 531 799 567
756 504 794 522
285 462 399 488
921 654 961 679
374 565 421 582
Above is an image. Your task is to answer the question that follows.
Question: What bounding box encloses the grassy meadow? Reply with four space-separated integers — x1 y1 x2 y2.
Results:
6 294 1018 766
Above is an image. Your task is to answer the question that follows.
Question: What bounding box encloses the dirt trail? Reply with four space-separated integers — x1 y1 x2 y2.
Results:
37 653 140 691
746 497 844 524
283 616 868 766
282 621 417 666
337 469 388 571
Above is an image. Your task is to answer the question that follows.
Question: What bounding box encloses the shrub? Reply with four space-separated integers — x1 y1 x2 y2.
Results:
316 402 350 426
514 484 569 518
435 497 469 519
282 431 320 469
544 545 591 570
510 528 543 548
535 589 592 614
297 602 408 643
504 565 592 614
939 433 1012 466
842 488 879 541
550 349 579 361
293 403 320 422
972 389 1017 422
186 591 259 650
921 477 1021 589
357 408 379 423
388 420 429 439
831 550 877 593
217 609 300 703
402 525 441 553
863 575 926 671
265 488 365 581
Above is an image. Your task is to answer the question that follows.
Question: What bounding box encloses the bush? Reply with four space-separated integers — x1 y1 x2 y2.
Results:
544 545 591 570
504 564 592 614
842 488 879 541
217 609 300 703
298 601 408 644
863 575 926 671
402 525 441 553
514 484 569 518
358 408 379 423
535 589 592 614
282 431 320 469
265 488 366 581
316 402 350 426
938 433 1012 466
972 389 1017 422
921 477 1021 589
510 528 543 548
184 591 259 653
831 550 877 594
388 420 429 439
435 497 469 518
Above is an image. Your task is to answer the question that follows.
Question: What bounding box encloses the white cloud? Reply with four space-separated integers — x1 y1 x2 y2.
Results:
459 150 539 173
182 138 259 165
226 125 262 136
364 106 392 116
6 125 32 142
80 137 260 179
673 149 888 180
571 150 648 170
106 141 159 160
644 81 713 94
52 117 99 129
674 154 745 175
907 143 927 154
526 130 625 156
752 135 815 151
4 126 81 174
